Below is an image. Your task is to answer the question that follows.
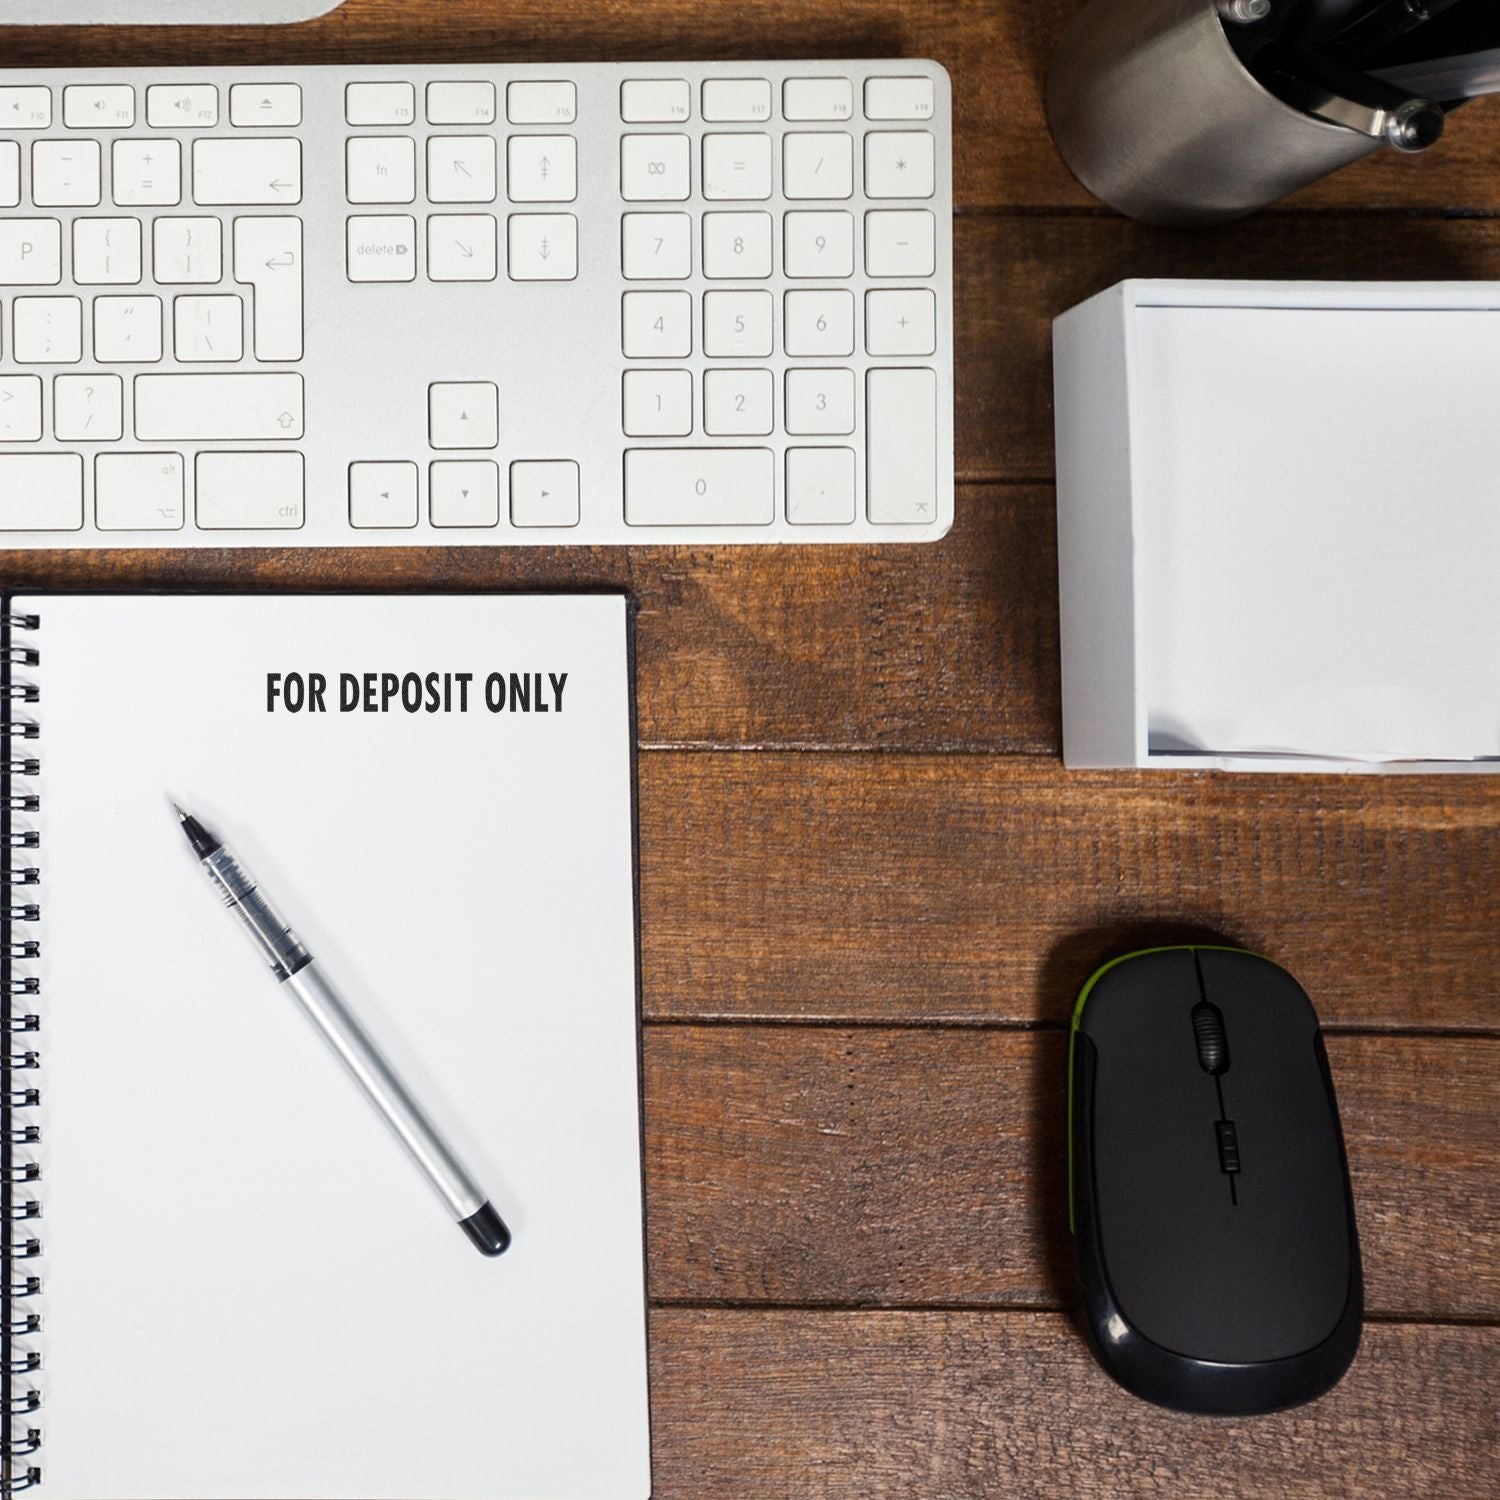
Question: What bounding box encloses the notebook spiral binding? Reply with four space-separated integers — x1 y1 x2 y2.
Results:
0 608 42 1495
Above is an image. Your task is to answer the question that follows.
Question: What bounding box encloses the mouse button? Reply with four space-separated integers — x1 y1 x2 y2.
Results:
1196 950 1320 1045
1077 949 1200 1048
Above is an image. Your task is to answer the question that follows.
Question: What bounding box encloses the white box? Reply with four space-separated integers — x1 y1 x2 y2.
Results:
1053 279 1500 773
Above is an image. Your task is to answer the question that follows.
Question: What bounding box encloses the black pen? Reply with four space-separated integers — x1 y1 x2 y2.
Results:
173 804 510 1257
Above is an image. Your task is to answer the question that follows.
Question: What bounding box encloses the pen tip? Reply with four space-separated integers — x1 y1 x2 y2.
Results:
170 801 187 822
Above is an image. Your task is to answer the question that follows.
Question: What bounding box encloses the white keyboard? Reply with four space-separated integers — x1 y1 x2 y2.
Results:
0 61 953 547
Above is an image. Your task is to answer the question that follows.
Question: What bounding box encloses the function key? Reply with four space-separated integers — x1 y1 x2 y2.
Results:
864 76 936 121
345 81 416 126
783 78 853 121
230 83 302 127
146 84 218 128
63 85 134 129
507 80 576 125
702 78 772 123
0 87 52 129
427 81 496 125
621 79 690 123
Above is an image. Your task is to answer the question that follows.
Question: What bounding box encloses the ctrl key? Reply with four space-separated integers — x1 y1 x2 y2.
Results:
0 454 84 531
196 452 304 530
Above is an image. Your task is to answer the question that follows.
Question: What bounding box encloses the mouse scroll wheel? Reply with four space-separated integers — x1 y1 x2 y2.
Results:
1192 1001 1230 1075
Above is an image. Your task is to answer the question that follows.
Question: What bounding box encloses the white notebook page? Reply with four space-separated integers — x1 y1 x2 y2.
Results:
18 594 649 1500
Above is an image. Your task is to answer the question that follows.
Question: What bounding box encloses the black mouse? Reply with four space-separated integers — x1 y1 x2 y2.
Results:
1068 946 1362 1414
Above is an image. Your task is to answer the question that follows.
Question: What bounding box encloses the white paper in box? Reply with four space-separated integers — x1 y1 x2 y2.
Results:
1053 279 1500 773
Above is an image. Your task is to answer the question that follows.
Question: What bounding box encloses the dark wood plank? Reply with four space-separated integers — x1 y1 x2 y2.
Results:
4 0 1499 214
644 1029 1499 1321
638 753 1500 1030
649 1310 1500 1497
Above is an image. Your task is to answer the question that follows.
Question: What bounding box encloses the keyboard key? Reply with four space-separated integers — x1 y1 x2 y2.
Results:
0 221 61 285
0 143 18 208
64 85 133 129
229 83 301 128
74 218 141 285
95 451 185 529
112 139 181 207
704 368 773 436
0 455 83 530
94 295 162 362
510 459 579 527
864 76 936 121
865 208 936 277
14 297 82 363
32 141 101 207
784 78 853 122
146 84 217 129
621 134 690 201
349 460 418 528
621 80 690 123
0 87 51 130
196 450 304 528
865 287 937 356
702 79 771 122
783 210 854 278
428 81 496 126
702 133 772 200
507 135 576 202
783 132 853 200
174 294 244 362
232 216 303 361
427 214 497 282
345 82 415 126
0 378 43 442
702 211 773 279
346 215 416 282
430 460 499 527
54 374 124 441
153 216 222 284
427 136 496 203
785 367 855 435
346 136 416 204
866 367 936 523
193 138 301 205
703 290 773 359
784 289 854 358
622 291 692 358
624 448 773 526
506 81 575 125
429 381 498 449
507 213 577 280
865 131 935 198
134 372 304 440
786 446 856 525
622 369 692 437
621 212 691 280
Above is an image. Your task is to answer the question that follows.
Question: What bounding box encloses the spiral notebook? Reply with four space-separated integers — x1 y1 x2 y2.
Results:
0 593 650 1500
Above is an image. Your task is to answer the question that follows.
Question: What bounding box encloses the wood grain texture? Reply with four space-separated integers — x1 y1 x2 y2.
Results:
3 0 1498 214
648 1311 1500 1498
637 754 1500 1030
644 1028 1500 1321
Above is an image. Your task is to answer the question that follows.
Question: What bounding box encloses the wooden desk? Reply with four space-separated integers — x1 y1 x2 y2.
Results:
6 4 1498 1492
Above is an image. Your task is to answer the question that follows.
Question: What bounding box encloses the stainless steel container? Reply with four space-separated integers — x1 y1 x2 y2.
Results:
1048 0 1385 225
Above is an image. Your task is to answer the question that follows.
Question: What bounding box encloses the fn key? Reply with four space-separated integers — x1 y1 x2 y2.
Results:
866 368 936 524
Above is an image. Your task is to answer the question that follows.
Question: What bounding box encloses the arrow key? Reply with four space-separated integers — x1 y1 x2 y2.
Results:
431 460 499 527
510 459 579 528
349 461 419 529
427 214 497 282
429 381 498 449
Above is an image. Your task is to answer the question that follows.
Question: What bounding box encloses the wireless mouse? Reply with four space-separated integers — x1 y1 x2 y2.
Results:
1069 946 1362 1414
